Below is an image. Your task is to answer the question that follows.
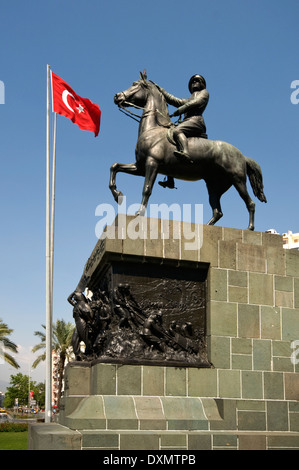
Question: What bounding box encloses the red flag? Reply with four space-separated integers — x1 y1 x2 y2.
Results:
51 72 101 137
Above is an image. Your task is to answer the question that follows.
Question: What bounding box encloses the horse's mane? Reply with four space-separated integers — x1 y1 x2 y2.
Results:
146 80 172 127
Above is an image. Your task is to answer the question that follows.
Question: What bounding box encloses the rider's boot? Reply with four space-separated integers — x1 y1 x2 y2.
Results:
173 132 193 163
158 176 176 189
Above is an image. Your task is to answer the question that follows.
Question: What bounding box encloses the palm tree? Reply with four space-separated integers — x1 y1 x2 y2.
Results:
32 319 75 411
0 318 20 369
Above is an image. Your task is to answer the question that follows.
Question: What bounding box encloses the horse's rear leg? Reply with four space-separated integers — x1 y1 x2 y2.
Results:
206 181 227 226
233 179 255 230
207 192 223 225
109 162 140 204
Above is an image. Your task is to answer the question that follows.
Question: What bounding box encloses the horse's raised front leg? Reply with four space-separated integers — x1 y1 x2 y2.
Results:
136 157 158 216
109 162 141 204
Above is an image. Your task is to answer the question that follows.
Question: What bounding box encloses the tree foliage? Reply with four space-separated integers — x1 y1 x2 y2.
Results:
0 318 19 369
32 319 75 410
4 373 45 408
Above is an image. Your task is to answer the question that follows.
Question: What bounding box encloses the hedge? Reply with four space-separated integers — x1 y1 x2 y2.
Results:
0 422 28 432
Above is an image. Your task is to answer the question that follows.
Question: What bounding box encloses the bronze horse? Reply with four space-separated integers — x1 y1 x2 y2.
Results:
111 72 266 230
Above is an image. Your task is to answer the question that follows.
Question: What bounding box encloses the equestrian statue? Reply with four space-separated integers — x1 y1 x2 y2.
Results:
110 71 267 230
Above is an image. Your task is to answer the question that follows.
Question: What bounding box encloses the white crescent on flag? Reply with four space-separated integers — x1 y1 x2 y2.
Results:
62 89 75 113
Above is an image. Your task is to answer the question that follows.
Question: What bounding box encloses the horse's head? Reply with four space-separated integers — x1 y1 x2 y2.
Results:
114 71 171 128
114 71 149 109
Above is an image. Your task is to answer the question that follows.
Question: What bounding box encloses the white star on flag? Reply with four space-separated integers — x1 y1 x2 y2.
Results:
76 103 85 113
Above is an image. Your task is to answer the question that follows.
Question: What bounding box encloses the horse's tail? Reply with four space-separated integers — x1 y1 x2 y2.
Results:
245 157 267 203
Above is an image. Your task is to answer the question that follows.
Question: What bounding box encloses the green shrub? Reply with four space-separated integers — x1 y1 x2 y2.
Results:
0 422 28 432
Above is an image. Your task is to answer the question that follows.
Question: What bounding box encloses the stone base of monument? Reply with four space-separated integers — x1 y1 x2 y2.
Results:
29 217 299 450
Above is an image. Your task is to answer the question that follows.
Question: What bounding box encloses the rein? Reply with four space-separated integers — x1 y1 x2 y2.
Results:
118 102 176 128
118 103 143 123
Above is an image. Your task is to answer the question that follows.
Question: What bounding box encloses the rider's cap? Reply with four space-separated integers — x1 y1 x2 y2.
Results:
188 75 206 92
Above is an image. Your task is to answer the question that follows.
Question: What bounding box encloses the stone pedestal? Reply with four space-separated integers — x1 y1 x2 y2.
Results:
29 217 299 450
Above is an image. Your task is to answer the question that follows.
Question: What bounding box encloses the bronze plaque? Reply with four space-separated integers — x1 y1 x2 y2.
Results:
87 260 210 367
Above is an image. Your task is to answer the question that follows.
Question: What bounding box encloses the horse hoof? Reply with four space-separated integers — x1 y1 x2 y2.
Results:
115 191 124 205
135 206 146 217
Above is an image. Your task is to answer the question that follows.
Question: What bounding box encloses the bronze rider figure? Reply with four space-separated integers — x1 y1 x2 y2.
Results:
153 74 209 189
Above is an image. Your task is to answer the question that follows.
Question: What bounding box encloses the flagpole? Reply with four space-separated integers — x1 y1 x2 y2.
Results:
50 112 57 313
45 64 52 423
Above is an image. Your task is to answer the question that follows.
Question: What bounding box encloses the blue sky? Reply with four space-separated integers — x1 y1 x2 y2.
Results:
0 0 299 386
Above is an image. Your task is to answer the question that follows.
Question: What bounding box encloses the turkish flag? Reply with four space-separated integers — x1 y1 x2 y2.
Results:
51 72 101 137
